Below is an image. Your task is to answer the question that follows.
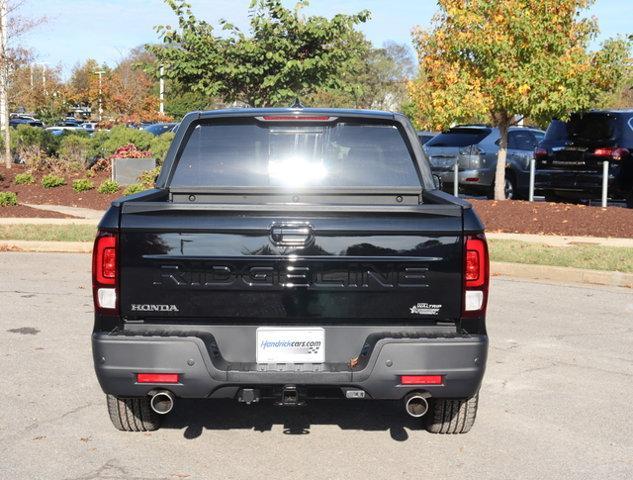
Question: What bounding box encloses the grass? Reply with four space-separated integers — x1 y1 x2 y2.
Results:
0 224 96 242
0 226 631 274
488 239 633 273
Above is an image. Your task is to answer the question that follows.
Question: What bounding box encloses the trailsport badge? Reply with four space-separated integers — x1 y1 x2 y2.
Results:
409 303 441 315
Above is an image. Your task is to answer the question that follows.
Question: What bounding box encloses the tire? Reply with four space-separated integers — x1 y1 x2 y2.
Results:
106 394 161 432
425 393 479 434
626 192 633 209
504 174 517 200
486 173 516 200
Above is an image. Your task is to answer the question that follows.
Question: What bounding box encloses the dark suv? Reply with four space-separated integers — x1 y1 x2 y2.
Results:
535 110 633 207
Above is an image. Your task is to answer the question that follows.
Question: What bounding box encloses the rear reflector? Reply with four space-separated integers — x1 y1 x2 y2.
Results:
465 177 480 182
137 373 179 384
401 375 443 385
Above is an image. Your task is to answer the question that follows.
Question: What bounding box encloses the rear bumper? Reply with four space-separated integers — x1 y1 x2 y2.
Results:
434 168 495 188
535 169 626 196
92 332 488 400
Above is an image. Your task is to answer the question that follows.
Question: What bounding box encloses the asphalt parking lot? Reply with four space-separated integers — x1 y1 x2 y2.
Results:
1 252 632 480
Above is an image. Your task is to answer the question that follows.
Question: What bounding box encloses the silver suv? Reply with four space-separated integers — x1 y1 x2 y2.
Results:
424 125 544 199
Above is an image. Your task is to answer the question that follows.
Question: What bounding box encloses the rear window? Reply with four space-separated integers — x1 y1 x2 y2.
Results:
426 128 491 147
567 113 618 142
170 119 421 188
543 120 568 142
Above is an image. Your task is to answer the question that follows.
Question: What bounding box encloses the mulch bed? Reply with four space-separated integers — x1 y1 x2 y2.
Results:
3 163 633 237
0 204 76 218
471 199 633 238
1 164 118 212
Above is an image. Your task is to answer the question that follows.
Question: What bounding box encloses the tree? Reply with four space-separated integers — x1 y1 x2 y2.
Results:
408 0 631 199
308 40 416 110
0 0 45 168
148 0 370 107
66 59 103 109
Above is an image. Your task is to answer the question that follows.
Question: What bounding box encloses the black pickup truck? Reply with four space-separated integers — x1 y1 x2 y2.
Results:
92 108 489 434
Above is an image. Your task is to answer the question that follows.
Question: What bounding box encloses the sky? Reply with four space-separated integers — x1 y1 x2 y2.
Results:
17 0 632 78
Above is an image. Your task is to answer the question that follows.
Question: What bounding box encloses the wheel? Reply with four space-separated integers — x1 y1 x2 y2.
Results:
486 174 517 200
504 175 517 200
425 393 479 434
106 394 161 432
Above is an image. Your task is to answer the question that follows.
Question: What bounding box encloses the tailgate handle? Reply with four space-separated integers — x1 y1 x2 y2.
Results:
270 224 313 246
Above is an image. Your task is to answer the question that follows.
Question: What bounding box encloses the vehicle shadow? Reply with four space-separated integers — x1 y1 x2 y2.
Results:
162 398 424 441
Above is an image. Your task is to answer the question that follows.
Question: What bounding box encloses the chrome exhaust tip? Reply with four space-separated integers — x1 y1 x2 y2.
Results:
404 392 429 418
150 390 175 415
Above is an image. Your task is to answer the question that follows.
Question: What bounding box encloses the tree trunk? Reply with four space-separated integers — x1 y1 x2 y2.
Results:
0 0 9 169
493 116 510 200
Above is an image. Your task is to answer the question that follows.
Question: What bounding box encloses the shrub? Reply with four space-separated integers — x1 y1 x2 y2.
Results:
14 172 35 185
97 179 120 194
138 167 161 188
12 125 60 157
123 183 145 196
90 125 154 159
41 174 66 188
59 134 92 165
0 191 18 206
149 132 175 165
72 178 94 192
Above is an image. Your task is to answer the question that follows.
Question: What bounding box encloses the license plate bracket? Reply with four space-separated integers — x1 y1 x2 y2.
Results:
256 327 325 364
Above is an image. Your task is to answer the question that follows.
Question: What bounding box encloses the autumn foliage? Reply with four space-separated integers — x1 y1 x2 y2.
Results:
408 0 631 199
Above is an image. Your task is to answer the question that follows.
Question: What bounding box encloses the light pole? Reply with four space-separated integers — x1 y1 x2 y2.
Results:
94 70 105 122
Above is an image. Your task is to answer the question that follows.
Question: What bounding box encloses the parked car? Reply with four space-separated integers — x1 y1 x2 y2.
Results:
423 125 544 199
92 108 489 434
9 116 44 128
45 126 82 136
62 117 82 127
79 122 98 134
417 130 438 145
535 110 633 207
143 122 177 136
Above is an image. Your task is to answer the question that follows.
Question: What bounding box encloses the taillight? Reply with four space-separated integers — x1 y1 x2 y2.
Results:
92 231 118 312
463 235 489 316
593 147 629 161
256 115 338 122
534 147 548 160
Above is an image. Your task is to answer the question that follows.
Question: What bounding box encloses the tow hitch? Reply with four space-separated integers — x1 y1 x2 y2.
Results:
276 385 304 406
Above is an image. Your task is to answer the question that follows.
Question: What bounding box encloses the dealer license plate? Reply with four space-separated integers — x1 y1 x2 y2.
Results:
256 327 325 364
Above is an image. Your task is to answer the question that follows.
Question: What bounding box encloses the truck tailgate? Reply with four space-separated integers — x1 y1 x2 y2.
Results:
119 205 463 323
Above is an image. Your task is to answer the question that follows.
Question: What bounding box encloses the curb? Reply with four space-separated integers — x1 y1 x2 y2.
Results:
486 232 633 248
492 261 633 289
0 218 98 225
1 240 631 289
0 240 92 253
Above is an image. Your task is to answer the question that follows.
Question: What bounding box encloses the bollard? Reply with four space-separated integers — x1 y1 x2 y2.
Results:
453 161 459 197
601 160 609 208
528 158 535 202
